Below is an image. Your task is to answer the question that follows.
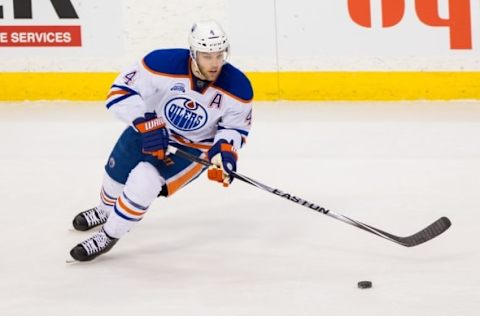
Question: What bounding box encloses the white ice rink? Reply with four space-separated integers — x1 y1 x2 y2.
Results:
0 101 479 315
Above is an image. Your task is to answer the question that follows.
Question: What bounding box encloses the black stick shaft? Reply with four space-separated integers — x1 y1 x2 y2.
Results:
167 146 451 247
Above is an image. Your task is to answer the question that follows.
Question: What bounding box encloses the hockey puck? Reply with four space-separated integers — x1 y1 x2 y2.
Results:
357 281 372 289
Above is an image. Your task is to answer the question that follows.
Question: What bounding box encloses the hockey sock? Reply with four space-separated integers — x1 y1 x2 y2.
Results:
103 162 163 239
99 173 124 213
103 192 148 238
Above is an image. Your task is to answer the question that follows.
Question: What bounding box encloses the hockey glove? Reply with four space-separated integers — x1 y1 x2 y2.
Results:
207 139 237 187
133 112 169 160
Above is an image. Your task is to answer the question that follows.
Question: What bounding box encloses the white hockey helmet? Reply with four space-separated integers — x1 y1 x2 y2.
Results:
188 20 230 60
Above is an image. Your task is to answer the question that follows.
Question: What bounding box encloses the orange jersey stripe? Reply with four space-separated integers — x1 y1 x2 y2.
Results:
117 196 145 217
171 134 212 150
167 162 204 196
106 89 129 99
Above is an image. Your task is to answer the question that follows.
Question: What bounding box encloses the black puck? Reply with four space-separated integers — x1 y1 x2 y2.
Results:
357 281 372 289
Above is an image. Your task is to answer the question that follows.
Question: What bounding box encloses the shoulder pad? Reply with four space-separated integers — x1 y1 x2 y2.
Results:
214 64 253 102
142 49 190 76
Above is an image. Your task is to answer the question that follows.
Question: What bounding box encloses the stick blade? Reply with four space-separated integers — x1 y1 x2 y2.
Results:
397 216 452 247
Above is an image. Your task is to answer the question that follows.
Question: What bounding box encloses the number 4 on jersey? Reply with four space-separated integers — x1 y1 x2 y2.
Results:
245 109 252 126
124 71 137 85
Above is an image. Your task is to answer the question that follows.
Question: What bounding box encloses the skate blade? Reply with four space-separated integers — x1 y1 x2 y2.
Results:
68 228 89 233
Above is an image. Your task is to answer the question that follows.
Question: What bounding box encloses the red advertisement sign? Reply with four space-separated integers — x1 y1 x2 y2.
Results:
0 25 81 47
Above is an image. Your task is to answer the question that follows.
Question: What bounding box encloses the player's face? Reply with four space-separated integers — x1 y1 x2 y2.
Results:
195 51 226 81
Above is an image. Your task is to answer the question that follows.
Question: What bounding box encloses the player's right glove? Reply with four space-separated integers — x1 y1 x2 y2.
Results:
207 139 238 187
133 112 169 160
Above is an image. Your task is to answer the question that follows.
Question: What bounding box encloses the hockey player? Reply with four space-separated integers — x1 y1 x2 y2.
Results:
69 20 253 261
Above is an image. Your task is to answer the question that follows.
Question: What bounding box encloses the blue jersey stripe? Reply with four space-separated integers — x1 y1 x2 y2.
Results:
106 93 137 109
111 84 139 96
218 125 249 136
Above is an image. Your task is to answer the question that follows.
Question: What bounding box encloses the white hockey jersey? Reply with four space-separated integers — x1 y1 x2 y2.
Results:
105 49 253 152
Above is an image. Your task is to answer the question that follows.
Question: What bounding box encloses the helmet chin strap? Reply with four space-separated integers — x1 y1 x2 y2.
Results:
190 57 208 80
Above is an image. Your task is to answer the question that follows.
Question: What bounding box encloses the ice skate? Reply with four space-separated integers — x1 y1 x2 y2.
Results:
69 228 118 262
72 206 109 231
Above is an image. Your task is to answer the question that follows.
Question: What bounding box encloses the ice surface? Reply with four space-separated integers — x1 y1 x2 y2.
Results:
0 101 479 316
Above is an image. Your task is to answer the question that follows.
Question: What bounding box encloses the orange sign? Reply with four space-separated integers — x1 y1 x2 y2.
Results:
348 0 473 49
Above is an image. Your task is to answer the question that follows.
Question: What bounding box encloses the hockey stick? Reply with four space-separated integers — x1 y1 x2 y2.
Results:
167 145 451 247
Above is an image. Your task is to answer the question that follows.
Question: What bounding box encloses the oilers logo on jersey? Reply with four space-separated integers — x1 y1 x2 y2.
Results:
164 97 208 131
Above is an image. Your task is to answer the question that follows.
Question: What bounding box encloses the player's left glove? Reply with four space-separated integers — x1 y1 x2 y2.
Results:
133 112 169 160
207 139 237 187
